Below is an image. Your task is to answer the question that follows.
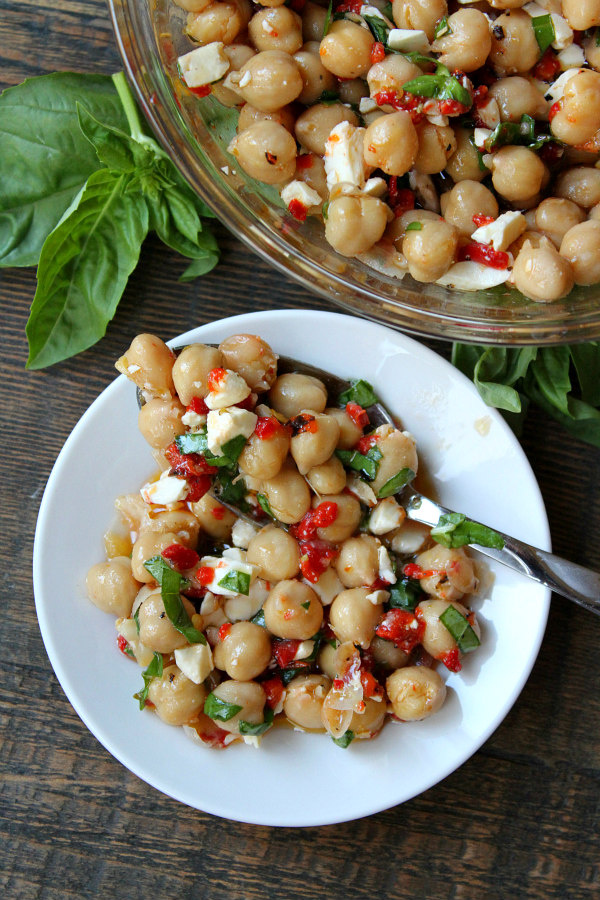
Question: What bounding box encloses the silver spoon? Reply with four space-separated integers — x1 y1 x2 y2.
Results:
140 350 600 615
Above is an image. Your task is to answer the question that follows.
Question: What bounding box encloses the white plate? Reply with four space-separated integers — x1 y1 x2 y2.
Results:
33 310 550 826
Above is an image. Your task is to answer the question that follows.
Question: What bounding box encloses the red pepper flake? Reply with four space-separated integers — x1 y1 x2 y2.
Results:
549 100 561 122
197 566 215 586
273 639 301 668
375 609 425 653
162 544 200 571
189 83 211 97
165 442 217 478
334 0 362 12
457 241 510 270
356 433 378 454
288 412 318 435
373 90 424 124
218 623 232 641
371 41 386 65
296 153 314 170
187 396 209 415
360 670 384 700
472 85 489 107
288 198 308 222
438 98 470 116
388 178 416 217
185 474 212 503
533 48 561 82
345 401 370 429
117 635 133 658
439 647 462 673
207 367 227 392
262 675 285 708
472 214 495 228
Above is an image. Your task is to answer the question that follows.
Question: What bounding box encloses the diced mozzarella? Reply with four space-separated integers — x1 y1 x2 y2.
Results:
293 640 316 661
408 171 439 212
545 68 585 103
231 517 260 549
199 555 258 597
324 122 368 192
242 735 262 748
523 1 547 15
363 176 387 197
369 497 406 535
558 44 585 69
359 96 378 114
345 473 378 507
305 566 343 606
360 4 393 25
280 180 322 211
387 28 430 53
199 591 228 627
365 589 390 605
474 127 492 150
223 577 268 621
115 617 155 668
390 519 430 556
174 643 214 685
140 470 188 505
377 545 397 584
206 405 257 455
181 409 206 428
205 369 251 410
178 42 230 88
550 13 573 50
477 98 501 130
471 210 527 251
436 261 511 290
238 70 252 88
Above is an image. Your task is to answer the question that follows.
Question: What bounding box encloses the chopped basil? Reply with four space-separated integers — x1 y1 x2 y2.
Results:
123 642 135 659
204 692 243 721
301 600 311 610
257 492 276 519
133 605 141 634
214 470 249 511
469 134 489 172
338 378 379 408
402 70 471 108
531 14 555 55
439 605 480 653
143 555 206 644
217 568 251 595
238 706 275 736
402 51 438 70
405 221 423 231
175 428 246 469
322 0 333 37
484 114 554 152
322 200 329 220
335 445 383 480
381 1 393 19
133 651 163 710
251 607 266 628
388 576 422 611
363 14 390 45
332 730 355 748
377 467 415 498
318 89 340 103
281 667 303 685
433 16 451 39
221 434 248 463
430 512 505 550
596 27 600 47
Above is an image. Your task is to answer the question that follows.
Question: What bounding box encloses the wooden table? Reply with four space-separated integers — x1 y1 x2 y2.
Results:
1 3 599 898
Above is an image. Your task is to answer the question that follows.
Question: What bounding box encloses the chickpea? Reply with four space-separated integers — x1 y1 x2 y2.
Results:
190 493 235 541
131 532 184 584
329 588 382 648
246 523 301 581
535 198 586 248
137 589 195 653
392 0 448 41
415 545 478 601
403 219 458 283
147 666 207 727
584 32 600 71
290 411 340 474
213 621 272 680
414 122 457 175
445 128 488 183
513 238 575 301
509 229 545 257
139 508 201 547
551 71 600 146
418 598 480 660
218 333 277 391
363 111 419 176
589 202 600 220
370 634 410 670
489 76 547 123
172 342 223 405
562 0 600 30
283 674 331 730
317 641 338 679
295 102 358 156
115 333 175 399
236 50 303 112
555 167 600 208
173 0 212 11
137 397 186 449
269 372 327 418
261 462 312 523
248 7 303 54
349 698 386 738
257 0 287 6
366 54 422 97
186 0 251 46
212 43 255 106
264 579 323 638
86 557 139 617
295 152 328 197
237 103 296 134
368 429 417 495
386 666 446 721
325 195 390 257
209 680 267 734
294 43 337 106
388 209 443 248
230 120 297 184
335 534 380 588
431 10 491 73
314 492 361 542
442 181 499 238
306 455 346 495
489 11 539 76
302 1 328 42
338 78 369 105
324 406 363 449
238 422 290 480
491 146 546 203
559 220 600 285
319 20 374 79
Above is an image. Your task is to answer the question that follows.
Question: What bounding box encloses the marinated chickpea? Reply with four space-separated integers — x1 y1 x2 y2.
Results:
489 76 548 122
231 120 297 184
415 545 478 601
290 411 340 474
213 622 272 680
335 534 380 588
238 423 290 480
392 0 448 41
218 333 278 391
190 493 235 541
264 579 323 639
295 103 358 156
370 635 410 670
317 641 338 680
363 111 419 176
431 10 491 73
402 219 458 283
319 20 374 79
386 666 446 721
306 455 346 495
172 342 223 405
513 238 575 301
324 406 363 450
550 71 600 146
442 180 499 237
535 199 586 248
369 428 418 495
366 54 422 96
137 589 195 653
86 557 139 617
236 50 303 112
137 397 186 449
562 0 600 30
283 674 331 730
555 167 600 208
173 0 213 11
329 588 382 648
415 123 457 175
248 7 303 54
147 666 207 727
489 11 540 76
302 1 327 41
389 209 443 249
209 680 267 734
418 598 480 660
131 532 184 583
237 103 296 134
294 43 337 106
186 0 251 45
445 128 489 183
491 146 546 203
269 372 327 418
139 508 201 547
349 698 386 737
325 195 390 257
261 462 312 523
115 334 175 399
338 78 369 105
246 524 301 581
295 152 328 197
560 220 600 285
212 43 255 106
314 492 361 542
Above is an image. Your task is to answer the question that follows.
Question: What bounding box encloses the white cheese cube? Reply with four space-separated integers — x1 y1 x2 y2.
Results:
174 643 214 685
545 68 584 103
222 547 247 563
115 617 155 668
359 96 378 114
377 545 397 584
242 735 262 748
471 210 527 251
199 555 258 597
324 121 368 192
550 13 573 50
390 520 430 556
206 405 257 455
363 177 387 197
477 97 501 130
199 591 228 627
558 44 585 69
178 42 230 88
436 261 511 290
474 127 492 150
304 566 343 606
387 28 430 53
205 369 251 410
231 517 260 549
365 589 390 605
293 640 316 661
280 180 323 211
345 473 378 507
369 497 406 535
181 409 206 428
140 470 188 505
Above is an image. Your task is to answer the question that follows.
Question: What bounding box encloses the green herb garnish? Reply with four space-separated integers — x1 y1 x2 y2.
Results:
332 730 355 748
133 606 141 634
214 470 250 511
250 607 266 628
402 68 471 107
531 14 555 55
405 221 423 232
175 428 246 468
439 606 480 653
322 0 333 37
363 14 390 45
484 114 555 152
143 555 206 643
217 568 251 595
377 467 415 498
257 492 276 519
336 445 383 480
238 707 275 736
338 378 379 408
388 577 422 611
204 692 243 721
430 513 505 550
433 17 451 39
133 652 163 710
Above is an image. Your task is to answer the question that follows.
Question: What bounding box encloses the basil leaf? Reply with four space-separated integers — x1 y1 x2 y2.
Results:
204 692 243 721
332 730 355 748
570 343 600 406
530 347 571 415
439 606 480 653
363 14 390 44
377 467 415 498
146 186 219 280
388 577 422 611
134 651 163 710
77 103 155 174
133 606 141 634
402 51 438 70
532 14 555 55
143 555 206 643
257 492 276 519
175 430 209 455
338 378 379 407
214 470 250 511
434 17 451 38
26 169 149 369
402 73 471 107
336 446 383 480
406 221 423 231
217 568 251 595
431 512 505 550
484 115 554 152
0 73 129 268
318 89 341 104
176 427 244 468
323 0 333 37
238 706 275 736
281 667 303 685
221 434 248 463
250 607 266 628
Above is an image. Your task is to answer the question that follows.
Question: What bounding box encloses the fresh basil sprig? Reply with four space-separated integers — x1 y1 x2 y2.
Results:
431 513 505 550
336 445 383 480
439 606 480 653
338 378 379 408
204 692 243 721
402 67 471 108
143 555 206 644
134 652 163 710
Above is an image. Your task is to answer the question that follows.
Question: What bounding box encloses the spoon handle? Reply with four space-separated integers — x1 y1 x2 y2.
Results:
403 489 600 615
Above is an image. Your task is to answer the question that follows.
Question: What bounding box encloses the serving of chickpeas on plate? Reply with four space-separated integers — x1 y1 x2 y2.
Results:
86 331 484 749
170 0 600 302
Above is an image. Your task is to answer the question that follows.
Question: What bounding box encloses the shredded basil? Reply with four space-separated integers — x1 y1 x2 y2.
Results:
332 730 355 748
402 51 438 70
402 69 471 107
175 428 246 468
300 600 311 611
532 14 555 55
405 221 423 232
484 114 555 152
318 89 340 103
381 1 393 19
238 706 275 736
250 607 266 628
214 470 250 511
469 134 490 172
133 606 141 634
338 378 379 408
322 0 333 37
257 492 276 519
204 692 243 721
143 555 206 644
388 577 422 611
433 17 451 39
430 513 505 550
217 568 251 595
133 651 163 710
363 14 390 45
377 467 415 498
336 445 383 480
439 605 480 653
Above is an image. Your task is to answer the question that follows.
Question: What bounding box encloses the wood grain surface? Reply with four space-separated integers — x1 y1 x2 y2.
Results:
1 3 599 899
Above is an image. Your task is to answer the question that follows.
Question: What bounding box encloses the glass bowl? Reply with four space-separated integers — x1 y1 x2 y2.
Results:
108 0 600 345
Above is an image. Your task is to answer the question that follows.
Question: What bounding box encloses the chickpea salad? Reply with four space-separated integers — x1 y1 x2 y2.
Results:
168 0 600 301
86 332 495 749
